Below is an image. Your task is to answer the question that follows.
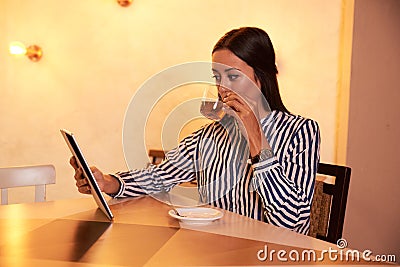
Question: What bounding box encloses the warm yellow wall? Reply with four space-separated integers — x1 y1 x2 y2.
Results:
0 0 343 203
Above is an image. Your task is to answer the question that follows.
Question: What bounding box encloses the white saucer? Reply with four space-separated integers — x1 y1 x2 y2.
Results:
168 207 223 224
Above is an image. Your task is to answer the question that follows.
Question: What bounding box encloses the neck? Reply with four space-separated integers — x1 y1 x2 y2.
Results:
256 99 271 119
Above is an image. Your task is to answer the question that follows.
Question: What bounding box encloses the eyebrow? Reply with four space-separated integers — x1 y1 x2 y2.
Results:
212 67 241 72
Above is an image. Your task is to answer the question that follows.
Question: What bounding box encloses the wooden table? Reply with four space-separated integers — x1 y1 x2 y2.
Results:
0 195 379 266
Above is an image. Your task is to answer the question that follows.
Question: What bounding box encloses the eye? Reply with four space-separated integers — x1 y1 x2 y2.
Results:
228 74 239 81
212 74 221 83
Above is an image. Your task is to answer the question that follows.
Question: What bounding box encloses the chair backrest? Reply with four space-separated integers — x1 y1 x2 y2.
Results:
0 164 56 205
148 149 166 165
309 162 351 243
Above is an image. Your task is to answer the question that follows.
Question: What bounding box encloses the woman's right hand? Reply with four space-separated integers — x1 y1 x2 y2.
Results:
70 156 92 194
69 156 120 195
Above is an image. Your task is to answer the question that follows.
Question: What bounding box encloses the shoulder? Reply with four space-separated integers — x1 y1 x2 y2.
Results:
266 111 319 135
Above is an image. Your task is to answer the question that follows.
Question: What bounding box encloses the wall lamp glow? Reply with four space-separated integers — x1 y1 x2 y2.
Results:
9 42 43 62
117 0 132 7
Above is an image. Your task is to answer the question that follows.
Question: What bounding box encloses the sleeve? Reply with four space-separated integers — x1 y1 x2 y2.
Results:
110 129 202 198
251 119 320 234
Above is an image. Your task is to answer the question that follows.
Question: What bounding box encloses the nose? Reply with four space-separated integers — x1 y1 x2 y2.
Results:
217 76 232 96
217 84 230 99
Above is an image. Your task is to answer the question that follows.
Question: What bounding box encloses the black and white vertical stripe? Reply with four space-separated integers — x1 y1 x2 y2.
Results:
114 110 320 235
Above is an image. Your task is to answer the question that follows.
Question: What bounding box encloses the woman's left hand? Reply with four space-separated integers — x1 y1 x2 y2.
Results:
222 92 269 157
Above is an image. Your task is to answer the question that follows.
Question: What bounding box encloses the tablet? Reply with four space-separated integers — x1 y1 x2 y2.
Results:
60 129 114 220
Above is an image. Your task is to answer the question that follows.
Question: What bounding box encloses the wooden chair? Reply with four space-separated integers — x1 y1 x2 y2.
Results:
148 149 166 165
0 164 56 205
309 163 351 243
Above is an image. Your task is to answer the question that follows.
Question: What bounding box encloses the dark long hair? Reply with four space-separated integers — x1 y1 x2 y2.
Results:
212 27 289 113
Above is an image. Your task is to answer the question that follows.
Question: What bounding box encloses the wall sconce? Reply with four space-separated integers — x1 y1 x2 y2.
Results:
117 0 132 7
9 41 43 62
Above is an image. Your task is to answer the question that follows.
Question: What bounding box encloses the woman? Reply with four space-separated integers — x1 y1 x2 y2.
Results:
72 27 320 234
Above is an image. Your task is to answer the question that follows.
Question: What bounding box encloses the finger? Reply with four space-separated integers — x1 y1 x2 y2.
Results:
76 177 89 187
90 166 103 181
224 98 244 113
223 94 249 112
74 167 84 181
90 166 99 173
78 185 91 194
223 92 259 114
223 92 246 104
69 156 79 169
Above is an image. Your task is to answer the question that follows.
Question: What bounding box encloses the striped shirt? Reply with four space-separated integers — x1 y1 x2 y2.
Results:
113 110 320 234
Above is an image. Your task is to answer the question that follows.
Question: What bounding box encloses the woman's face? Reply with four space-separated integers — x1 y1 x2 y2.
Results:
212 49 261 102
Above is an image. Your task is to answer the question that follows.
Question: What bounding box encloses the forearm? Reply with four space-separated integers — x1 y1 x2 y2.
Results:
252 159 312 232
248 125 271 157
252 118 320 233
103 174 122 195
109 168 167 198
110 136 199 198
